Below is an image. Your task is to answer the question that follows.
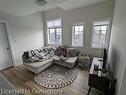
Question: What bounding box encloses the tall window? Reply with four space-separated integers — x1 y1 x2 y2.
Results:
91 20 109 48
72 25 84 47
47 19 62 45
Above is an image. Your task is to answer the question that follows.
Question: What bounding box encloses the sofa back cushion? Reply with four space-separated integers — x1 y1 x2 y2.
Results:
67 48 76 57
42 46 56 57
24 50 43 63
54 46 67 57
23 46 56 63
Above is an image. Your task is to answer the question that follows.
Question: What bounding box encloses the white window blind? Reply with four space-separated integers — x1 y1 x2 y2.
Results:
47 19 61 28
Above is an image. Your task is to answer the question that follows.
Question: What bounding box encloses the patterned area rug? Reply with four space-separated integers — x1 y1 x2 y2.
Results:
34 65 78 88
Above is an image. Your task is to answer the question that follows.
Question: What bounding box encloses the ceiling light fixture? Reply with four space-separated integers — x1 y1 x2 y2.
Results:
36 0 47 6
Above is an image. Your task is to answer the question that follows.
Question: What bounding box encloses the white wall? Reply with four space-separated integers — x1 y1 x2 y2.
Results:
44 0 114 57
0 12 45 66
107 0 126 95
120 66 126 95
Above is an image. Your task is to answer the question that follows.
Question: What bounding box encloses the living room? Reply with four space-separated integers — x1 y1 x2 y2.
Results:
0 0 126 95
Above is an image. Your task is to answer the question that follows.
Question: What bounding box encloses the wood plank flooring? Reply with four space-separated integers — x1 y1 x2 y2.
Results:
1 65 103 95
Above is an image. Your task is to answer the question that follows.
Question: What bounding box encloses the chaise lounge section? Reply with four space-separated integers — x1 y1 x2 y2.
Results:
23 59 53 74
22 46 56 74
53 55 78 68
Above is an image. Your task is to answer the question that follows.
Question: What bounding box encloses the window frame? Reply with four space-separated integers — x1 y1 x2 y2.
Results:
91 19 110 49
72 24 84 47
47 18 62 45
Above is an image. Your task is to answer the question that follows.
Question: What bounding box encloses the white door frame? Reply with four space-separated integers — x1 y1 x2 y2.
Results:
0 20 16 66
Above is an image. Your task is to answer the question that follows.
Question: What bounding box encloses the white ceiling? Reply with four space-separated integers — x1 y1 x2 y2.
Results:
0 0 108 16
58 0 108 11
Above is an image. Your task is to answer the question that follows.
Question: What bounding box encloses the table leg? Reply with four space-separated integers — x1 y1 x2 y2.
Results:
87 86 91 95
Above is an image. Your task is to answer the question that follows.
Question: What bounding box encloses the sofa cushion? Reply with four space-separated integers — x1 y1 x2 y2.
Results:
52 55 60 61
67 48 76 57
26 50 43 63
23 51 29 59
26 56 43 63
52 55 68 61
43 46 56 57
54 46 67 57
24 59 53 69
65 57 78 64
54 57 78 68
23 46 56 63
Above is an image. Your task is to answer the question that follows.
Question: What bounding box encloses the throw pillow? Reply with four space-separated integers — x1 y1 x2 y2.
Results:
26 50 43 63
54 46 67 57
23 51 29 59
26 56 43 63
67 48 76 57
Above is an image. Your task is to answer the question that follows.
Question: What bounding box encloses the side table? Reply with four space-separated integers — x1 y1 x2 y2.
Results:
78 54 90 69
88 57 112 95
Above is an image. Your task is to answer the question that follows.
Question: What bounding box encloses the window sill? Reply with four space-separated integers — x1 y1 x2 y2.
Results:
47 43 62 46
72 45 83 48
91 47 103 49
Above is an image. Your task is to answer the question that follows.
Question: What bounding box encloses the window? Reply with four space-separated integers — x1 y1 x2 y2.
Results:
47 19 62 45
91 20 109 48
72 25 84 47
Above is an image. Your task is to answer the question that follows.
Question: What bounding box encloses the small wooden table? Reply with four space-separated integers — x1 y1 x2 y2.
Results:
87 57 111 95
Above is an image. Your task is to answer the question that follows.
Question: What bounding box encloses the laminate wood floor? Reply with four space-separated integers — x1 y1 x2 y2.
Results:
1 65 103 95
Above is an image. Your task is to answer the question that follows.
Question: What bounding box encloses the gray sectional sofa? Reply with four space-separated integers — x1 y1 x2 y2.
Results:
22 46 78 74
